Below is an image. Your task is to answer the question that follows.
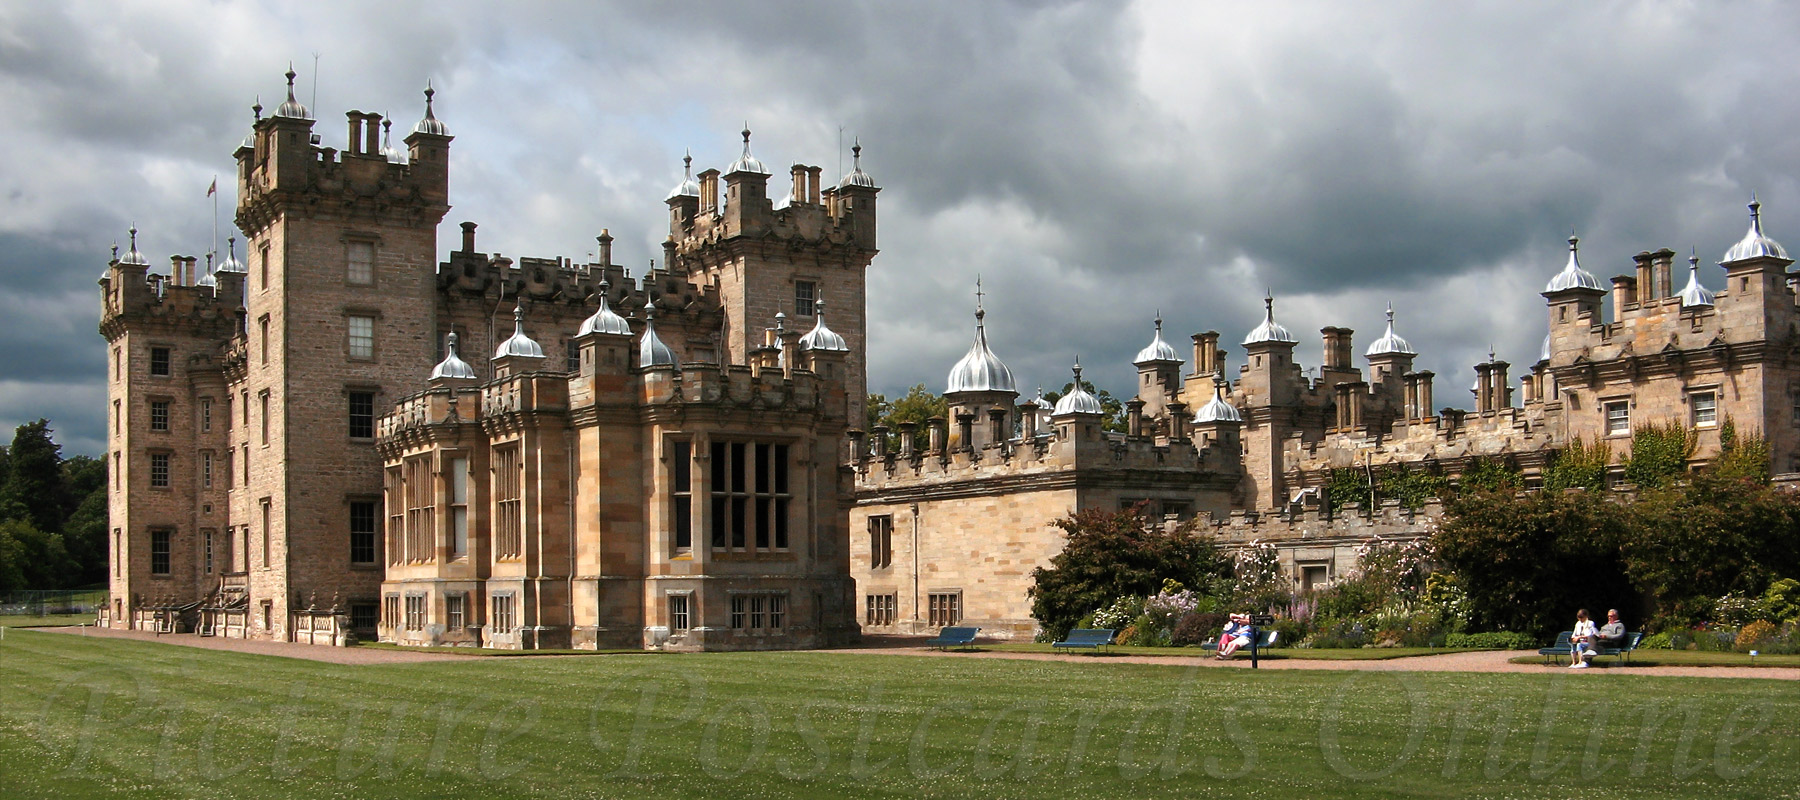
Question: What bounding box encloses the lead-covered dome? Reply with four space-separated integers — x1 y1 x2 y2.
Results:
638 299 677 367
119 225 149 266
946 303 1016 394
838 140 876 189
1364 304 1415 357
725 127 769 175
1544 235 1605 293
666 152 700 200
493 305 544 360
1679 252 1716 308
799 300 849 352
431 332 478 380
274 66 310 119
216 237 245 274
1722 200 1788 263
1193 381 1241 423
1242 293 1296 346
578 280 632 336
413 82 449 136
1052 359 1104 415
1133 316 1182 364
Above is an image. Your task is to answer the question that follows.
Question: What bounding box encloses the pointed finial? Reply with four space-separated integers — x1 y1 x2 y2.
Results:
447 331 460 353
816 299 827 317
513 303 525 328
643 296 656 319
683 149 693 172
776 311 786 333
742 124 751 144
423 80 437 119
1072 355 1084 383
284 62 297 99
228 236 237 257
129 224 139 250
252 94 262 120
111 240 119 261
1385 302 1395 324
1155 308 1163 330
1488 345 1496 363
1569 233 1579 250
597 229 612 244
852 137 863 164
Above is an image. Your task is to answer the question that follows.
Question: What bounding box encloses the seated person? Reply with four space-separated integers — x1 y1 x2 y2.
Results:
1569 608 1597 668
1593 609 1626 653
1216 613 1254 660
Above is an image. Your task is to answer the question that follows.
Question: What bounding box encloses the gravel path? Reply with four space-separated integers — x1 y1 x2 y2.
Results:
32 625 478 665
840 645 1800 680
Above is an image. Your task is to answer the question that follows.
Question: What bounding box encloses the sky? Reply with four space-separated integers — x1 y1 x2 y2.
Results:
4 1 1799 456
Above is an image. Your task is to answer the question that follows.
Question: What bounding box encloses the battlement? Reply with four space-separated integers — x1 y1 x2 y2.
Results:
374 386 482 454
1206 497 1442 545
98 253 245 342
854 426 1241 492
234 104 449 235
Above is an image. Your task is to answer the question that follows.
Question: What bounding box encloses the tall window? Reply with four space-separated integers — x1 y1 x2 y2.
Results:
494 446 522 559
448 457 469 559
405 456 434 563
446 595 465 629
866 594 896 626
492 595 516 634
565 338 581 372
259 244 270 289
384 595 400 630
150 400 170 431
385 467 404 565
223 450 232 490
113 529 121 576
203 529 214 574
348 391 375 438
150 452 170 488
794 280 817 316
347 315 375 359
150 529 171 575
259 391 270 445
404 595 425 631
202 451 213 488
350 500 378 565
224 396 232 430
150 346 171 376
346 241 374 285
259 316 269 363
868 515 893 569
241 444 249 485
260 500 271 568
1691 391 1718 428
114 400 121 434
200 398 212 432
928 592 962 627
709 441 790 552
670 441 692 551
669 594 690 631
1604 400 1630 437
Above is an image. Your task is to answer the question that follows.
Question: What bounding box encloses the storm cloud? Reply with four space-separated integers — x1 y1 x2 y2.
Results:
4 1 1797 455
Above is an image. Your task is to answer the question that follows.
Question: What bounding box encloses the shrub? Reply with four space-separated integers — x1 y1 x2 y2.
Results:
1433 488 1632 638
1623 422 1696 489
1309 620 1370 649
1542 436 1609 492
1445 631 1538 650
1315 575 1383 620
1092 596 1144 630
1172 611 1228 646
1639 631 1673 650
1028 509 1227 642
1764 578 1800 623
1737 620 1778 651
1713 592 1765 627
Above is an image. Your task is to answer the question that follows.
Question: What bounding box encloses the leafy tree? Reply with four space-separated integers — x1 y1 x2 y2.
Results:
0 519 75 593
1623 473 1800 626
62 488 108 586
865 384 948 451
2 420 69 535
1542 436 1609 492
1433 488 1633 637
1622 421 1694 489
1028 507 1226 641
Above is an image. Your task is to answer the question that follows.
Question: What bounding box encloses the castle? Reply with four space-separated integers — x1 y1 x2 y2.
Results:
100 70 1799 647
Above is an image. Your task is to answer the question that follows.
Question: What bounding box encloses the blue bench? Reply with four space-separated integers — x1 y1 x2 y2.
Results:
1052 628 1116 652
924 626 980 651
1591 631 1644 664
1538 631 1574 665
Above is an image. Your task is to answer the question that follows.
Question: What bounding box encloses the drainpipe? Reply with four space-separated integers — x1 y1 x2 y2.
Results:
911 502 920 630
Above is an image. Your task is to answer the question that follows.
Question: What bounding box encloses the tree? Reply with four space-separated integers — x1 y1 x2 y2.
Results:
2 420 69 535
865 384 948 451
1028 506 1226 641
62 488 108 586
0 519 75 593
1622 472 1800 626
1622 421 1695 489
1713 418 1771 484
1432 488 1633 637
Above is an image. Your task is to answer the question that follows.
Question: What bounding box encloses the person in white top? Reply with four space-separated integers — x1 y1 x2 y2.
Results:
1569 608 1598 668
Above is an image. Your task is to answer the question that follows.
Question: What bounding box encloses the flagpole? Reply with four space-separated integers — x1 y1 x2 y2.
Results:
211 175 219 262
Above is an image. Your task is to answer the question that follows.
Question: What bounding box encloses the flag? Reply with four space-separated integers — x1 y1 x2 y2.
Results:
207 178 217 197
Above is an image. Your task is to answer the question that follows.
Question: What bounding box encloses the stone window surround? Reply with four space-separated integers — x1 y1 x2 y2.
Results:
148 397 172 432
348 495 381 567
345 384 381 440
1686 386 1719 428
344 309 380 361
793 277 820 318
148 344 173 377
147 449 173 489
1600 395 1632 438
341 233 381 288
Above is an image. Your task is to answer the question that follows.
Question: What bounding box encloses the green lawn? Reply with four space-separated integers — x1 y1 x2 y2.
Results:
353 641 653 657
983 643 1493 661
1508 650 1800 668
0 614 96 628
2 630 1795 799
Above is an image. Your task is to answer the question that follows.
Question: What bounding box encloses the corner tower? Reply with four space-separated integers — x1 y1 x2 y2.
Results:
666 132 878 423
227 70 452 637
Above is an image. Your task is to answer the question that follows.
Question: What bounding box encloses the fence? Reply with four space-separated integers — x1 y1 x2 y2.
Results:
0 589 108 618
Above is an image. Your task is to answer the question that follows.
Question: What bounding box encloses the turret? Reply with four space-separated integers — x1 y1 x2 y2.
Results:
1132 315 1184 422
943 283 1018 449
721 127 771 236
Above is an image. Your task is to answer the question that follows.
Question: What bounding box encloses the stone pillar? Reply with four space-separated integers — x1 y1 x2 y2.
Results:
1018 401 1040 439
1168 401 1188 439
1126 399 1145 437
987 408 1008 445
1612 275 1636 321
1416 371 1434 419
955 413 975 452
1490 361 1511 409
871 425 889 459
898 422 917 458
928 416 946 456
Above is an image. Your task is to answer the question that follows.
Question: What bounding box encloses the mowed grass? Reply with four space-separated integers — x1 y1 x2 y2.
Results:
984 643 1492 661
0 614 97 628
1508 650 1800 669
1 631 1795 800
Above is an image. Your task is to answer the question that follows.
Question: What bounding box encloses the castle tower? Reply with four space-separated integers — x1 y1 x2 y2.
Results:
1131 315 1184 427
223 71 452 638
665 132 878 424
1237 293 1301 509
1541 234 1606 370
943 285 1019 450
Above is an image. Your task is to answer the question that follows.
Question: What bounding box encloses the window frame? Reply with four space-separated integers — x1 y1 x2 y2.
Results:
149 399 171 432
793 280 817 317
150 529 172 575
1602 399 1631 438
345 240 375 286
346 314 376 360
669 593 691 631
149 346 172 377
927 591 963 627
149 451 171 488
349 499 379 565
1689 389 1718 428
347 390 376 439
868 514 893 569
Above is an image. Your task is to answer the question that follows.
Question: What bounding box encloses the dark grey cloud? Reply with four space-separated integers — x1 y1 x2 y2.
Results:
4 0 1799 453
